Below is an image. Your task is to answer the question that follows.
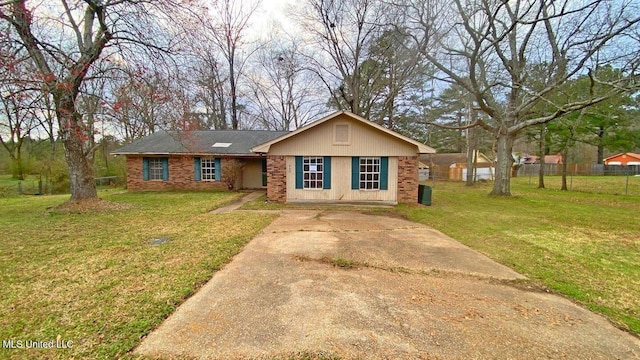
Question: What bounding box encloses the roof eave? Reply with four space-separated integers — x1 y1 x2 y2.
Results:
417 144 436 154
110 152 263 157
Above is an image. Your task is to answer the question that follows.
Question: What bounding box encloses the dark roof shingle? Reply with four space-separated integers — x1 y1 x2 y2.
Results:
111 130 289 156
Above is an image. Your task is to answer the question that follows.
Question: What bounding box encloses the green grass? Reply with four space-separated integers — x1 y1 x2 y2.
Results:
399 176 640 334
513 174 640 196
0 189 277 359
2 176 638 359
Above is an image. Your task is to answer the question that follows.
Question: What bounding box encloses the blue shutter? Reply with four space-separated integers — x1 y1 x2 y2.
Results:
323 156 331 189
194 157 201 181
142 158 149 181
351 157 360 190
380 157 389 190
214 158 221 181
162 158 169 181
295 156 303 189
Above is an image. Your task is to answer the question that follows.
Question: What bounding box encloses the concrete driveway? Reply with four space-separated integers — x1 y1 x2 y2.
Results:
136 210 640 359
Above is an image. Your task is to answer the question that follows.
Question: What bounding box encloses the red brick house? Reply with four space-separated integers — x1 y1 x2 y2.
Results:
112 130 288 191
113 111 435 204
604 153 640 166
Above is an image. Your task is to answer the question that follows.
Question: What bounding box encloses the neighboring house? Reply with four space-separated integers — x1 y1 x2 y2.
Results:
252 111 435 204
419 152 494 181
111 130 288 191
112 111 435 204
521 154 564 165
604 153 640 166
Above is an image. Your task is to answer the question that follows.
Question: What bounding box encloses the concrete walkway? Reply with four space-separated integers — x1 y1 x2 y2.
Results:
136 210 640 359
209 191 265 214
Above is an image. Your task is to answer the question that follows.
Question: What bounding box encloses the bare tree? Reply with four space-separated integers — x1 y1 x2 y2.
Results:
0 0 185 201
0 86 40 180
206 0 261 130
367 27 427 128
403 0 640 195
246 38 325 130
0 30 39 179
297 0 388 118
191 50 229 130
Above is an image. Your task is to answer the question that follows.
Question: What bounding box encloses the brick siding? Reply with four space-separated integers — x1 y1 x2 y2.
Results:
266 155 286 202
126 155 228 191
397 156 418 203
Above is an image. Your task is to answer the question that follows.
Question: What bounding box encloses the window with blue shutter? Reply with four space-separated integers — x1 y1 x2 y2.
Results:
295 156 328 189
353 157 388 190
143 157 168 181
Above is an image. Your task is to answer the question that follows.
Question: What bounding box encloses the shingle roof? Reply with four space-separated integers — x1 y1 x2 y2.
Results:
419 152 493 167
419 153 467 166
111 130 290 156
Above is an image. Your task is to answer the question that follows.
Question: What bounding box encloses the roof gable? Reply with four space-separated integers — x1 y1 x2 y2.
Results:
604 152 640 162
252 111 435 154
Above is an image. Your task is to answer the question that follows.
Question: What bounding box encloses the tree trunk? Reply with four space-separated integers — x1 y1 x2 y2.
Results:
58 96 97 201
466 148 474 186
457 111 464 153
229 46 238 130
465 124 475 186
560 147 569 191
16 144 24 181
538 126 546 189
490 131 515 196
596 126 605 164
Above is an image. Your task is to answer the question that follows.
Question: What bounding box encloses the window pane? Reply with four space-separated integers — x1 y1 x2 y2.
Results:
359 157 380 190
149 158 164 180
302 156 323 189
200 158 217 181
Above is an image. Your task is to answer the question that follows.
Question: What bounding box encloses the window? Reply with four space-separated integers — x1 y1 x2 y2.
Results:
351 157 387 190
148 158 164 180
194 157 220 182
359 157 380 190
295 156 331 190
201 158 216 181
303 156 323 189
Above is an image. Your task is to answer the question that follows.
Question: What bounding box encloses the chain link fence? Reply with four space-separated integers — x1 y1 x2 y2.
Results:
0 176 125 197
516 164 640 196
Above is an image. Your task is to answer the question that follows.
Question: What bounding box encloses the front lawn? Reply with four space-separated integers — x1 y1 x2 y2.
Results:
399 177 640 334
0 190 277 359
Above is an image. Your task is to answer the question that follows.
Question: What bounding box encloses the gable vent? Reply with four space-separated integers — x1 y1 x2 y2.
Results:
334 124 350 144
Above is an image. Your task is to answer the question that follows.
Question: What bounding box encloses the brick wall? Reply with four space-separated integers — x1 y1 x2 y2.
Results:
266 155 286 202
397 156 418 203
126 155 228 191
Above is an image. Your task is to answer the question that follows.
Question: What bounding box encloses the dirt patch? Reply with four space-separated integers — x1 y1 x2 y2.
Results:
47 198 132 214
